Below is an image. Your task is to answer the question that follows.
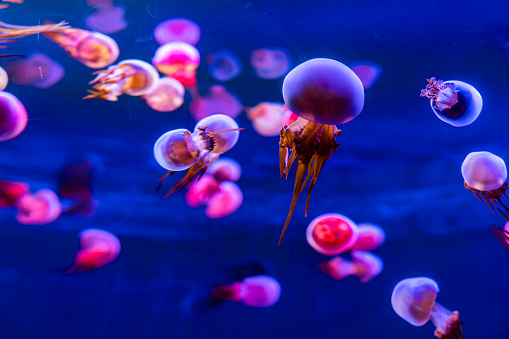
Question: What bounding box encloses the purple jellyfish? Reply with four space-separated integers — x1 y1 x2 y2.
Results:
0 91 28 142
251 47 290 79
206 50 243 82
153 18 201 46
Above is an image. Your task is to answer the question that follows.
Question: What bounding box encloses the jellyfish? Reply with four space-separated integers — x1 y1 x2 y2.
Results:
245 102 286 137
189 85 242 121
351 222 386 251
153 18 200 46
7 53 64 89
205 181 243 219
317 251 383 283
391 277 464 339
0 91 28 142
143 77 185 112
206 50 242 82
16 189 62 225
185 174 219 208
154 114 241 196
65 228 121 273
420 77 482 127
85 59 159 101
0 0 23 10
350 61 382 90
152 41 200 87
278 58 364 244
306 213 359 256
251 47 290 79
0 180 29 208
281 106 299 126
210 275 281 307
208 158 241 182
0 66 8 90
85 4 127 34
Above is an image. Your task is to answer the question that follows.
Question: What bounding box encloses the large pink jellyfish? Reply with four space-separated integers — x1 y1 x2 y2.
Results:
317 251 383 283
0 180 29 208
205 181 243 219
278 58 364 244
143 77 185 112
153 18 200 46
7 53 64 89
206 50 242 82
251 47 290 79
208 158 241 182
65 228 121 273
0 91 28 141
350 61 382 90
421 77 482 127
306 213 359 256
16 189 62 225
210 275 281 307
245 102 286 137
152 41 200 87
85 4 127 34
189 85 242 121
392 277 464 339
185 174 219 208
351 222 385 251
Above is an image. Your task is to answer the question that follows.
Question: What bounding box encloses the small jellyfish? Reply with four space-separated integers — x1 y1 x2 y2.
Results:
143 77 185 112
251 47 290 79
0 91 28 142
208 158 241 182
206 50 242 82
306 213 359 256
210 275 281 307
317 251 383 283
85 59 159 101
350 61 382 90
152 41 200 87
391 277 464 339
0 0 23 10
7 53 64 89
205 181 243 219
16 189 62 225
278 58 364 244
189 85 243 121
351 222 386 251
65 228 121 273
153 18 200 46
0 180 29 208
245 102 286 137
85 4 127 34
0 66 8 90
185 174 219 208
420 77 482 127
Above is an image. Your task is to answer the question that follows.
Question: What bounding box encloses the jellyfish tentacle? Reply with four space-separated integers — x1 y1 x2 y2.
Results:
489 225 509 251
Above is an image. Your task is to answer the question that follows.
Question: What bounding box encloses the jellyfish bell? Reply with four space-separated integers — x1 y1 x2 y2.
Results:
0 66 8 90
461 151 507 192
206 50 242 82
152 41 200 87
8 53 64 89
205 181 243 219
189 85 243 121
350 61 382 90
0 91 28 142
0 180 29 208
306 213 359 256
350 251 383 283
85 5 127 35
245 102 286 137
16 189 62 225
153 18 200 46
210 275 281 308
154 128 199 171
194 114 240 154
143 77 185 112
185 174 219 208
208 158 241 182
251 47 290 79
352 222 386 251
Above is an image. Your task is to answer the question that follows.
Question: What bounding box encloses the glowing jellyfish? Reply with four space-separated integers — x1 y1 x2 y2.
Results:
189 85 243 121
152 42 200 87
155 114 241 196
185 174 219 207
0 180 29 208
350 61 382 90
0 66 8 90
205 181 243 218
0 0 23 10
0 91 28 142
153 18 200 46
352 222 386 251
251 47 290 79
210 275 281 307
7 53 64 89
392 277 464 339
143 77 185 112
208 158 241 182
85 4 127 34
245 102 286 137
281 106 299 126
65 228 121 273
420 77 482 127
317 251 383 283
206 50 242 82
85 59 159 101
16 189 62 225
306 213 359 255
278 58 364 244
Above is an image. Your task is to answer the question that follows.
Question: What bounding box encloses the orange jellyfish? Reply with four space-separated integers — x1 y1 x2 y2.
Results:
152 41 200 87
143 77 185 112
245 102 286 137
278 58 364 244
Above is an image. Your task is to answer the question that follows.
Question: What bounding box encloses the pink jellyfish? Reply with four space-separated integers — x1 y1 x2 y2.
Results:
152 42 200 87
85 59 159 101
392 277 464 339
205 181 243 219
85 4 127 34
317 251 383 283
153 18 200 46
86 0 112 6
0 66 8 90
185 174 219 208
7 53 64 89
245 102 286 137
16 189 62 225
420 77 482 127
210 275 281 307
278 58 364 244
0 180 29 208
350 61 382 90
66 228 121 273
251 47 290 79
281 106 299 126
206 50 242 82
306 213 359 256
189 85 243 121
208 158 241 182
143 77 185 112
351 222 386 251
0 91 28 142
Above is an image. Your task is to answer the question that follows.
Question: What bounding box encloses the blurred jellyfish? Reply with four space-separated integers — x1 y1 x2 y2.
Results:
306 213 359 256
317 251 383 283
208 158 241 182
206 50 242 82
65 228 121 273
7 53 64 89
205 181 243 219
251 47 290 79
245 102 285 137
210 275 281 307
281 105 299 126
85 59 159 101
0 180 29 208
143 77 185 112
86 0 112 6
16 189 62 225
152 41 200 87
189 85 242 121
185 174 219 208
0 91 28 141
392 277 464 339
85 4 127 34
153 18 200 46
0 66 8 90
351 222 385 251
350 61 382 90
0 0 23 10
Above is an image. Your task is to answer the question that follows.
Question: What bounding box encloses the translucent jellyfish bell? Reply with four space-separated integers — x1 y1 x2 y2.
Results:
317 251 383 283
85 5 127 34
306 213 359 255
143 77 185 112
0 66 8 90
153 18 201 46
16 189 62 225
0 91 28 142
210 275 281 308
205 181 243 219
245 102 286 137
194 114 240 154
154 128 199 171
461 151 507 191
208 158 241 182
8 53 64 89
251 47 290 79
352 222 386 251
206 50 242 82
152 41 200 87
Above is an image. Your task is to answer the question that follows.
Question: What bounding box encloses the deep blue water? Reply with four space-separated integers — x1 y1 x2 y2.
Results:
0 0 508 338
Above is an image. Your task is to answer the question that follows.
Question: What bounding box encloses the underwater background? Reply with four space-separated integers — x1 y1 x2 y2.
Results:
0 0 508 338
